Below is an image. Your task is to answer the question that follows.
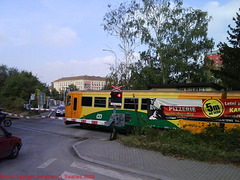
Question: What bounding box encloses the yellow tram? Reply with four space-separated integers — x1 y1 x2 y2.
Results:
64 90 240 133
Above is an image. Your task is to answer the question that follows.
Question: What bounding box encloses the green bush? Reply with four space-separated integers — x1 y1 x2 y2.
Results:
199 125 240 153
120 126 240 165
141 125 161 142
0 96 26 113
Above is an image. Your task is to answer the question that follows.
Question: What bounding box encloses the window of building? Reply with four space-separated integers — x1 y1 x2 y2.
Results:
124 98 138 109
94 97 106 108
82 97 92 107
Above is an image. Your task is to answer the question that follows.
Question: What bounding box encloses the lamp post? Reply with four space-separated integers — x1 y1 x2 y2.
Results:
102 48 121 73
102 49 119 62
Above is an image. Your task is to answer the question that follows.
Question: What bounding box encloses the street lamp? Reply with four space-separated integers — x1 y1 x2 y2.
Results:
102 49 119 60
102 48 121 70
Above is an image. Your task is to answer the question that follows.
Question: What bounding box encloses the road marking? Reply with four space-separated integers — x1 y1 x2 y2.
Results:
13 125 62 135
37 158 57 168
71 162 144 180
13 125 54 134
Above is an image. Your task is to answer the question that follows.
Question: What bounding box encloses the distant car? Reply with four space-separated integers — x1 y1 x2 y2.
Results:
0 126 22 159
56 106 65 117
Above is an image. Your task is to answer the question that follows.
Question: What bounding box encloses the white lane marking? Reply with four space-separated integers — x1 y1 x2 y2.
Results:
71 162 144 180
37 158 57 168
13 125 61 135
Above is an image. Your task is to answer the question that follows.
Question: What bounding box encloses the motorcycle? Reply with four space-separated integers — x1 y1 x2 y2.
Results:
3 119 12 127
0 108 12 127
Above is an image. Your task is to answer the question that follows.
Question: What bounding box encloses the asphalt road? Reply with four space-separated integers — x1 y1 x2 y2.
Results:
0 117 144 180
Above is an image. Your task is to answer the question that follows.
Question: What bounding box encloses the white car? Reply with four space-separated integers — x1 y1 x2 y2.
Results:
56 106 65 117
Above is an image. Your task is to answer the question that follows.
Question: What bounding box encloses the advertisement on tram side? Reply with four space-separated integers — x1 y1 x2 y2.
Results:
148 99 240 123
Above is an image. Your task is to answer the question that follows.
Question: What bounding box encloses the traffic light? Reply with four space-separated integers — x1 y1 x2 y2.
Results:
110 91 122 105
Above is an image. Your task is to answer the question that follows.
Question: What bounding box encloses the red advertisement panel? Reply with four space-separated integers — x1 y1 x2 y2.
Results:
162 99 240 119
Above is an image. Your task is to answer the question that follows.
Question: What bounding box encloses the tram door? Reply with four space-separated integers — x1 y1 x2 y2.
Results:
71 95 79 118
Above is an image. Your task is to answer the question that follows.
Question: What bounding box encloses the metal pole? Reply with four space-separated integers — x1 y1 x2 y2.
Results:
133 94 141 135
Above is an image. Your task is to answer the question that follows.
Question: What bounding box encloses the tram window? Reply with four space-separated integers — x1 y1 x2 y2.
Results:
141 98 148 110
82 97 92 107
73 98 77 110
67 96 71 106
124 98 138 109
108 98 121 108
94 97 106 108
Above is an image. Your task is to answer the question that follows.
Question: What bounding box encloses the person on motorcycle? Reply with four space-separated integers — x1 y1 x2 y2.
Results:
0 108 6 125
0 108 11 127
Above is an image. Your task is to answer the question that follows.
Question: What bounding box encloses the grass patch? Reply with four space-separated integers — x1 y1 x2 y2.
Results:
119 125 240 165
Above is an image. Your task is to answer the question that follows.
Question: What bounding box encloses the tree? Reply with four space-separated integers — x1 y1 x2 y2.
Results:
2 71 46 100
68 84 78 91
129 57 162 89
103 0 214 89
0 65 48 110
50 88 60 100
102 1 140 89
212 9 240 90
0 65 19 88
137 0 214 84
0 65 8 87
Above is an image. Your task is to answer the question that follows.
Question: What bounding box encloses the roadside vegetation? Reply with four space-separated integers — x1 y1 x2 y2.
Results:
119 125 240 165
103 2 240 91
0 65 49 113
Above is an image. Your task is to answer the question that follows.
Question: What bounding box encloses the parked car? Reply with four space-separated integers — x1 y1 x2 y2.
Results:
56 106 65 117
0 126 22 159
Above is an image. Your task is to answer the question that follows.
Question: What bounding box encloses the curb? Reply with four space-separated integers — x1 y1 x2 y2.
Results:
72 139 171 180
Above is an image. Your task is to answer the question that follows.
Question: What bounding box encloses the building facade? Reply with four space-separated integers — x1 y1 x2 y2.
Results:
205 49 222 69
53 75 106 92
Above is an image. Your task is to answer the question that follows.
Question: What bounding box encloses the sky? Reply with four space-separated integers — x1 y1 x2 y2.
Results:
0 0 239 85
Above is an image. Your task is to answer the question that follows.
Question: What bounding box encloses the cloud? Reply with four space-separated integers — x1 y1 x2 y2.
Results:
0 25 79 48
13 29 33 46
0 26 33 47
204 0 240 45
33 56 115 85
42 25 80 47
0 32 9 47
34 54 140 85
91 56 116 64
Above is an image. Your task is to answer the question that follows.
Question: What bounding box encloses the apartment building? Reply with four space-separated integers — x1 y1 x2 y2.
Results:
205 49 222 69
53 75 106 92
